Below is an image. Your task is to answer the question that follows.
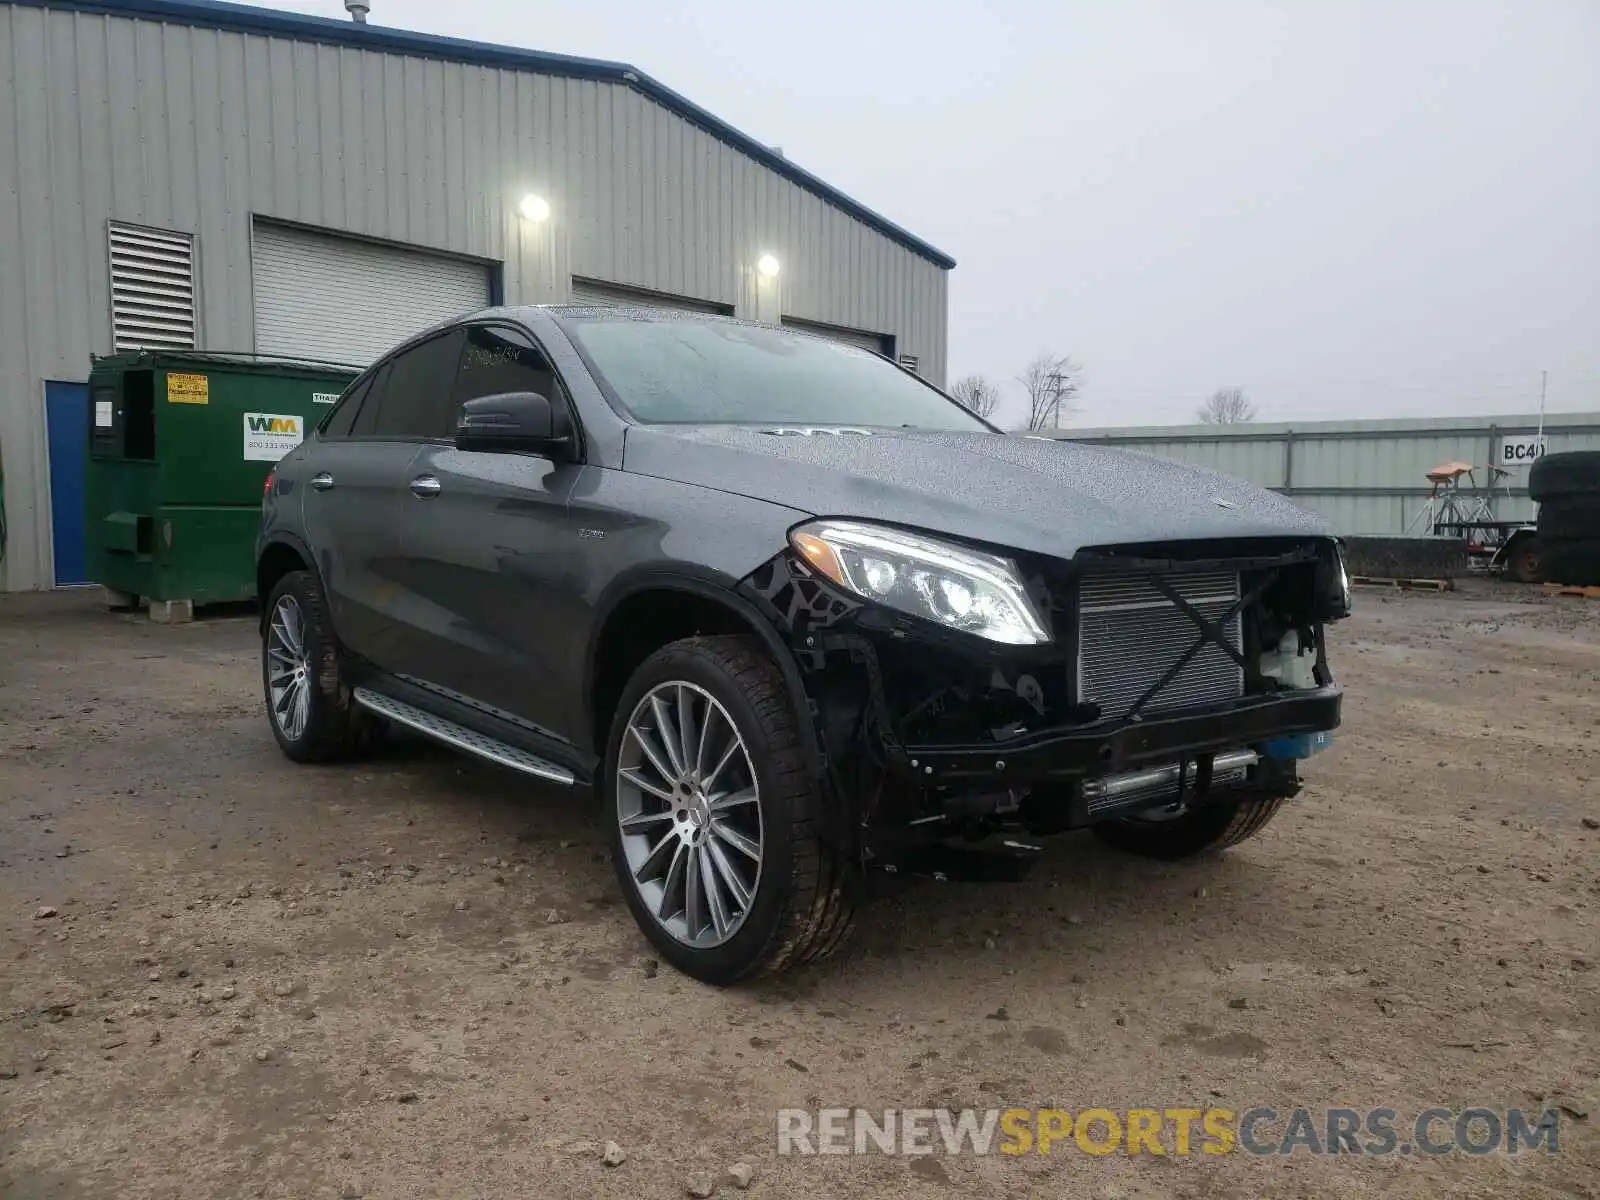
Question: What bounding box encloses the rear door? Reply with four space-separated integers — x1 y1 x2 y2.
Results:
387 322 587 741
300 331 464 665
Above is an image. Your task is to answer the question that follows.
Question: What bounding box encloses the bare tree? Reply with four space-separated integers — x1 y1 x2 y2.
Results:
1017 354 1081 431
1197 387 1257 424
948 374 1003 420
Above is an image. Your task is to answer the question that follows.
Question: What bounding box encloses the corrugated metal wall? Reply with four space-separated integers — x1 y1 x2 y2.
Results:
1061 413 1600 535
0 2 949 590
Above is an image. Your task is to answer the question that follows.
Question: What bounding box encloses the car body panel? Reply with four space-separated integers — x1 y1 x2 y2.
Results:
617 423 1330 559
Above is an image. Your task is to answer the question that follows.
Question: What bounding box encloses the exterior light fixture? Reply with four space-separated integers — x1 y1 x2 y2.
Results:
756 253 781 278
519 194 551 222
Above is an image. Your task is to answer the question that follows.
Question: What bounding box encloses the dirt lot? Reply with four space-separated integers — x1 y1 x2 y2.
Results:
2 582 1596 1199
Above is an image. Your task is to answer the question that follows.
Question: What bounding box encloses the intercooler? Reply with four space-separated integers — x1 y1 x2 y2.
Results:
1077 568 1244 719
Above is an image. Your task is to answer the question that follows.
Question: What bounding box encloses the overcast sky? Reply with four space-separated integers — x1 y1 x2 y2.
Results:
277 0 1597 428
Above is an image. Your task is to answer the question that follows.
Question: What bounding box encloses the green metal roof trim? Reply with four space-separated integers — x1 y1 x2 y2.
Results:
19 0 956 269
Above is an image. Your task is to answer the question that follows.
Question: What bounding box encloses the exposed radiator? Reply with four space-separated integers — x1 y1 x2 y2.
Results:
1078 568 1244 719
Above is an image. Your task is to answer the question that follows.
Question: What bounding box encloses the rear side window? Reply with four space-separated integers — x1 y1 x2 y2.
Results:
349 363 392 438
320 373 374 439
452 325 560 411
358 331 466 439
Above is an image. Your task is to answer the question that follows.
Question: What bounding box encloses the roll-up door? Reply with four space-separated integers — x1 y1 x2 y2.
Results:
570 277 732 315
252 222 491 366
780 315 889 356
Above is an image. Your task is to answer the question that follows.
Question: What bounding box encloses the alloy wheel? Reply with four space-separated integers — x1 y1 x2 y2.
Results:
616 681 763 947
266 594 311 742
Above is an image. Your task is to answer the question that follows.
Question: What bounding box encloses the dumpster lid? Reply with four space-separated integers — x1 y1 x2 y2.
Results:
90 349 367 376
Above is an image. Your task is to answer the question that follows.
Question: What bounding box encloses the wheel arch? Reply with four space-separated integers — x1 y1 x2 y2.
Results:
584 571 819 774
257 533 317 626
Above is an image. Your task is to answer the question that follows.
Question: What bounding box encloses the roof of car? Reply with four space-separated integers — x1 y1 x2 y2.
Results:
25 0 955 270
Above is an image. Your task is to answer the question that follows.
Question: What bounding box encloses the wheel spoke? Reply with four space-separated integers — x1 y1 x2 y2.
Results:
711 816 761 862
675 685 697 782
703 734 742 794
684 846 705 938
627 724 678 787
649 695 686 778
698 844 731 938
708 786 757 813
658 842 688 920
634 828 678 884
694 698 716 777
705 837 752 912
618 766 675 802
278 600 302 655
619 807 674 834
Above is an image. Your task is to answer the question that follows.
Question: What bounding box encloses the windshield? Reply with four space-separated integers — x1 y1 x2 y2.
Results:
562 316 990 431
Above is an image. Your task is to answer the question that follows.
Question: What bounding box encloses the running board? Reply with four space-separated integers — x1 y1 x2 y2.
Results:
352 687 576 786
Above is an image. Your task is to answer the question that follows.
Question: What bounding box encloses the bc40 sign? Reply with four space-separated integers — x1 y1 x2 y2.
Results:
1499 436 1546 467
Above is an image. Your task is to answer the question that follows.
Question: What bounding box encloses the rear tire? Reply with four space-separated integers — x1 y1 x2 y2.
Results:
1092 793 1285 861
604 635 856 984
1504 536 1543 584
262 570 384 763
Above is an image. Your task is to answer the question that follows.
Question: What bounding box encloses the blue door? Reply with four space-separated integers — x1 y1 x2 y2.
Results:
44 381 90 586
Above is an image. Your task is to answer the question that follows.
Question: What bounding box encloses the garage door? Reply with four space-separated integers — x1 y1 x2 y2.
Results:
252 223 492 366
781 316 889 356
570 277 732 315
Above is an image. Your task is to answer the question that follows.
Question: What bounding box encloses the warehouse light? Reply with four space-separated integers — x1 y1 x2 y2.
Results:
757 253 782 278
519 194 551 223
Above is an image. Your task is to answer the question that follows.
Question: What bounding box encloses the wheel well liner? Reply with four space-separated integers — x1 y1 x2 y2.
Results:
585 579 818 771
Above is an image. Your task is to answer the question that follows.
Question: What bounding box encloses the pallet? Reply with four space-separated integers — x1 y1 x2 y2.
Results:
1350 576 1454 593
1542 583 1600 599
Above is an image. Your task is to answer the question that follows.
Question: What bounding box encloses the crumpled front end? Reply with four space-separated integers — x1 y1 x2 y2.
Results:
739 534 1348 862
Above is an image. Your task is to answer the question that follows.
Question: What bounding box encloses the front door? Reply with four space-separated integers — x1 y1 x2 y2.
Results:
387 323 587 742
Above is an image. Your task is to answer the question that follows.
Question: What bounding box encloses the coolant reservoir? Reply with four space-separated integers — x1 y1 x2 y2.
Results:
1259 630 1318 689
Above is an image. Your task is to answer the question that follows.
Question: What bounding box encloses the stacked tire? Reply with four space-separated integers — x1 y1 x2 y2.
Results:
1530 452 1600 586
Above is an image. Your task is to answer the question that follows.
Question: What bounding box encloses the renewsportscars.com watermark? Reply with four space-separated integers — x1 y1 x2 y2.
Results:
776 1106 1562 1157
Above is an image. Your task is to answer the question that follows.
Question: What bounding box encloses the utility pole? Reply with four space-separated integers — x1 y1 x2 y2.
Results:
1046 371 1065 430
1537 369 1547 445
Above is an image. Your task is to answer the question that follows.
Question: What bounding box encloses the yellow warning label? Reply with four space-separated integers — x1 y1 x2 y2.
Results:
167 372 209 404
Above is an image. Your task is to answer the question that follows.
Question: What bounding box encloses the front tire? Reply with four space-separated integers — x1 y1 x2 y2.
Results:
262 570 382 763
1092 792 1285 860
604 635 855 984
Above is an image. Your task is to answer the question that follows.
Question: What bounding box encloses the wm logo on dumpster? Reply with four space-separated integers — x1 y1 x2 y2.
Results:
243 412 305 463
247 415 300 434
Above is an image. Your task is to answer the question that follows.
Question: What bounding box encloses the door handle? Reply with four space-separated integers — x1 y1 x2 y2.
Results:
310 472 335 491
409 475 442 498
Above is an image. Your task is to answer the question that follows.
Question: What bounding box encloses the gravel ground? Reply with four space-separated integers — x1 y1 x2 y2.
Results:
2 582 1596 1199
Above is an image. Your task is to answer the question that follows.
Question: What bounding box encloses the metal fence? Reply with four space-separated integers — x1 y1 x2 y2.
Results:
1057 411 1600 535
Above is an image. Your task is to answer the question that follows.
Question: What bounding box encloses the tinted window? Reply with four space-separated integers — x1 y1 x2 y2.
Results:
562 318 988 431
362 331 466 439
349 362 392 438
452 325 560 415
320 373 373 439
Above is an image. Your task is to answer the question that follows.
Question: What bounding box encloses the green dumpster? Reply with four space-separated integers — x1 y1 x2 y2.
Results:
85 352 359 609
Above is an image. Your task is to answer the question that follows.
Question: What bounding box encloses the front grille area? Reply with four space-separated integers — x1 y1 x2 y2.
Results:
1077 568 1243 719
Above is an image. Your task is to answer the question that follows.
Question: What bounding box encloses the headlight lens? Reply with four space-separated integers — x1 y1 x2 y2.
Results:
789 520 1050 644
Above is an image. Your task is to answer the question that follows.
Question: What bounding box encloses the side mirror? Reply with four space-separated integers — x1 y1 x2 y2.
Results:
455 392 572 455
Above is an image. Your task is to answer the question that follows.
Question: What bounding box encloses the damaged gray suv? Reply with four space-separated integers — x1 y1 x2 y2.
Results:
257 307 1348 984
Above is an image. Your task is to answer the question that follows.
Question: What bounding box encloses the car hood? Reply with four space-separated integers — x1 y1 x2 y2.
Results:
621 425 1330 559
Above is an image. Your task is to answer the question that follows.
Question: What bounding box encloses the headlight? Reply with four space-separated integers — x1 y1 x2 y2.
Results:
789 520 1049 645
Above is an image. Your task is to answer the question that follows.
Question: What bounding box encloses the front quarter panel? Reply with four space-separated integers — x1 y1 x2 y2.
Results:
561 465 810 738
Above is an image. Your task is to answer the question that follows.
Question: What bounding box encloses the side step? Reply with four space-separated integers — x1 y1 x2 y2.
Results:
352 687 575 786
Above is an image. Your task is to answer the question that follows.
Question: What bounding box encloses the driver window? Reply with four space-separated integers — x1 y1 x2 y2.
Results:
451 325 561 423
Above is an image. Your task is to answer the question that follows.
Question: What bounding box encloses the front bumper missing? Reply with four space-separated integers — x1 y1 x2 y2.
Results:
896 685 1342 785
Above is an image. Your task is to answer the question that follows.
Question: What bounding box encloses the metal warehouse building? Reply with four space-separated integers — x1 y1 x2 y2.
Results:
0 0 953 593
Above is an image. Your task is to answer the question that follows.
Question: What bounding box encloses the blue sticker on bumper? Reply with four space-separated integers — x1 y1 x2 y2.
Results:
1261 731 1335 760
